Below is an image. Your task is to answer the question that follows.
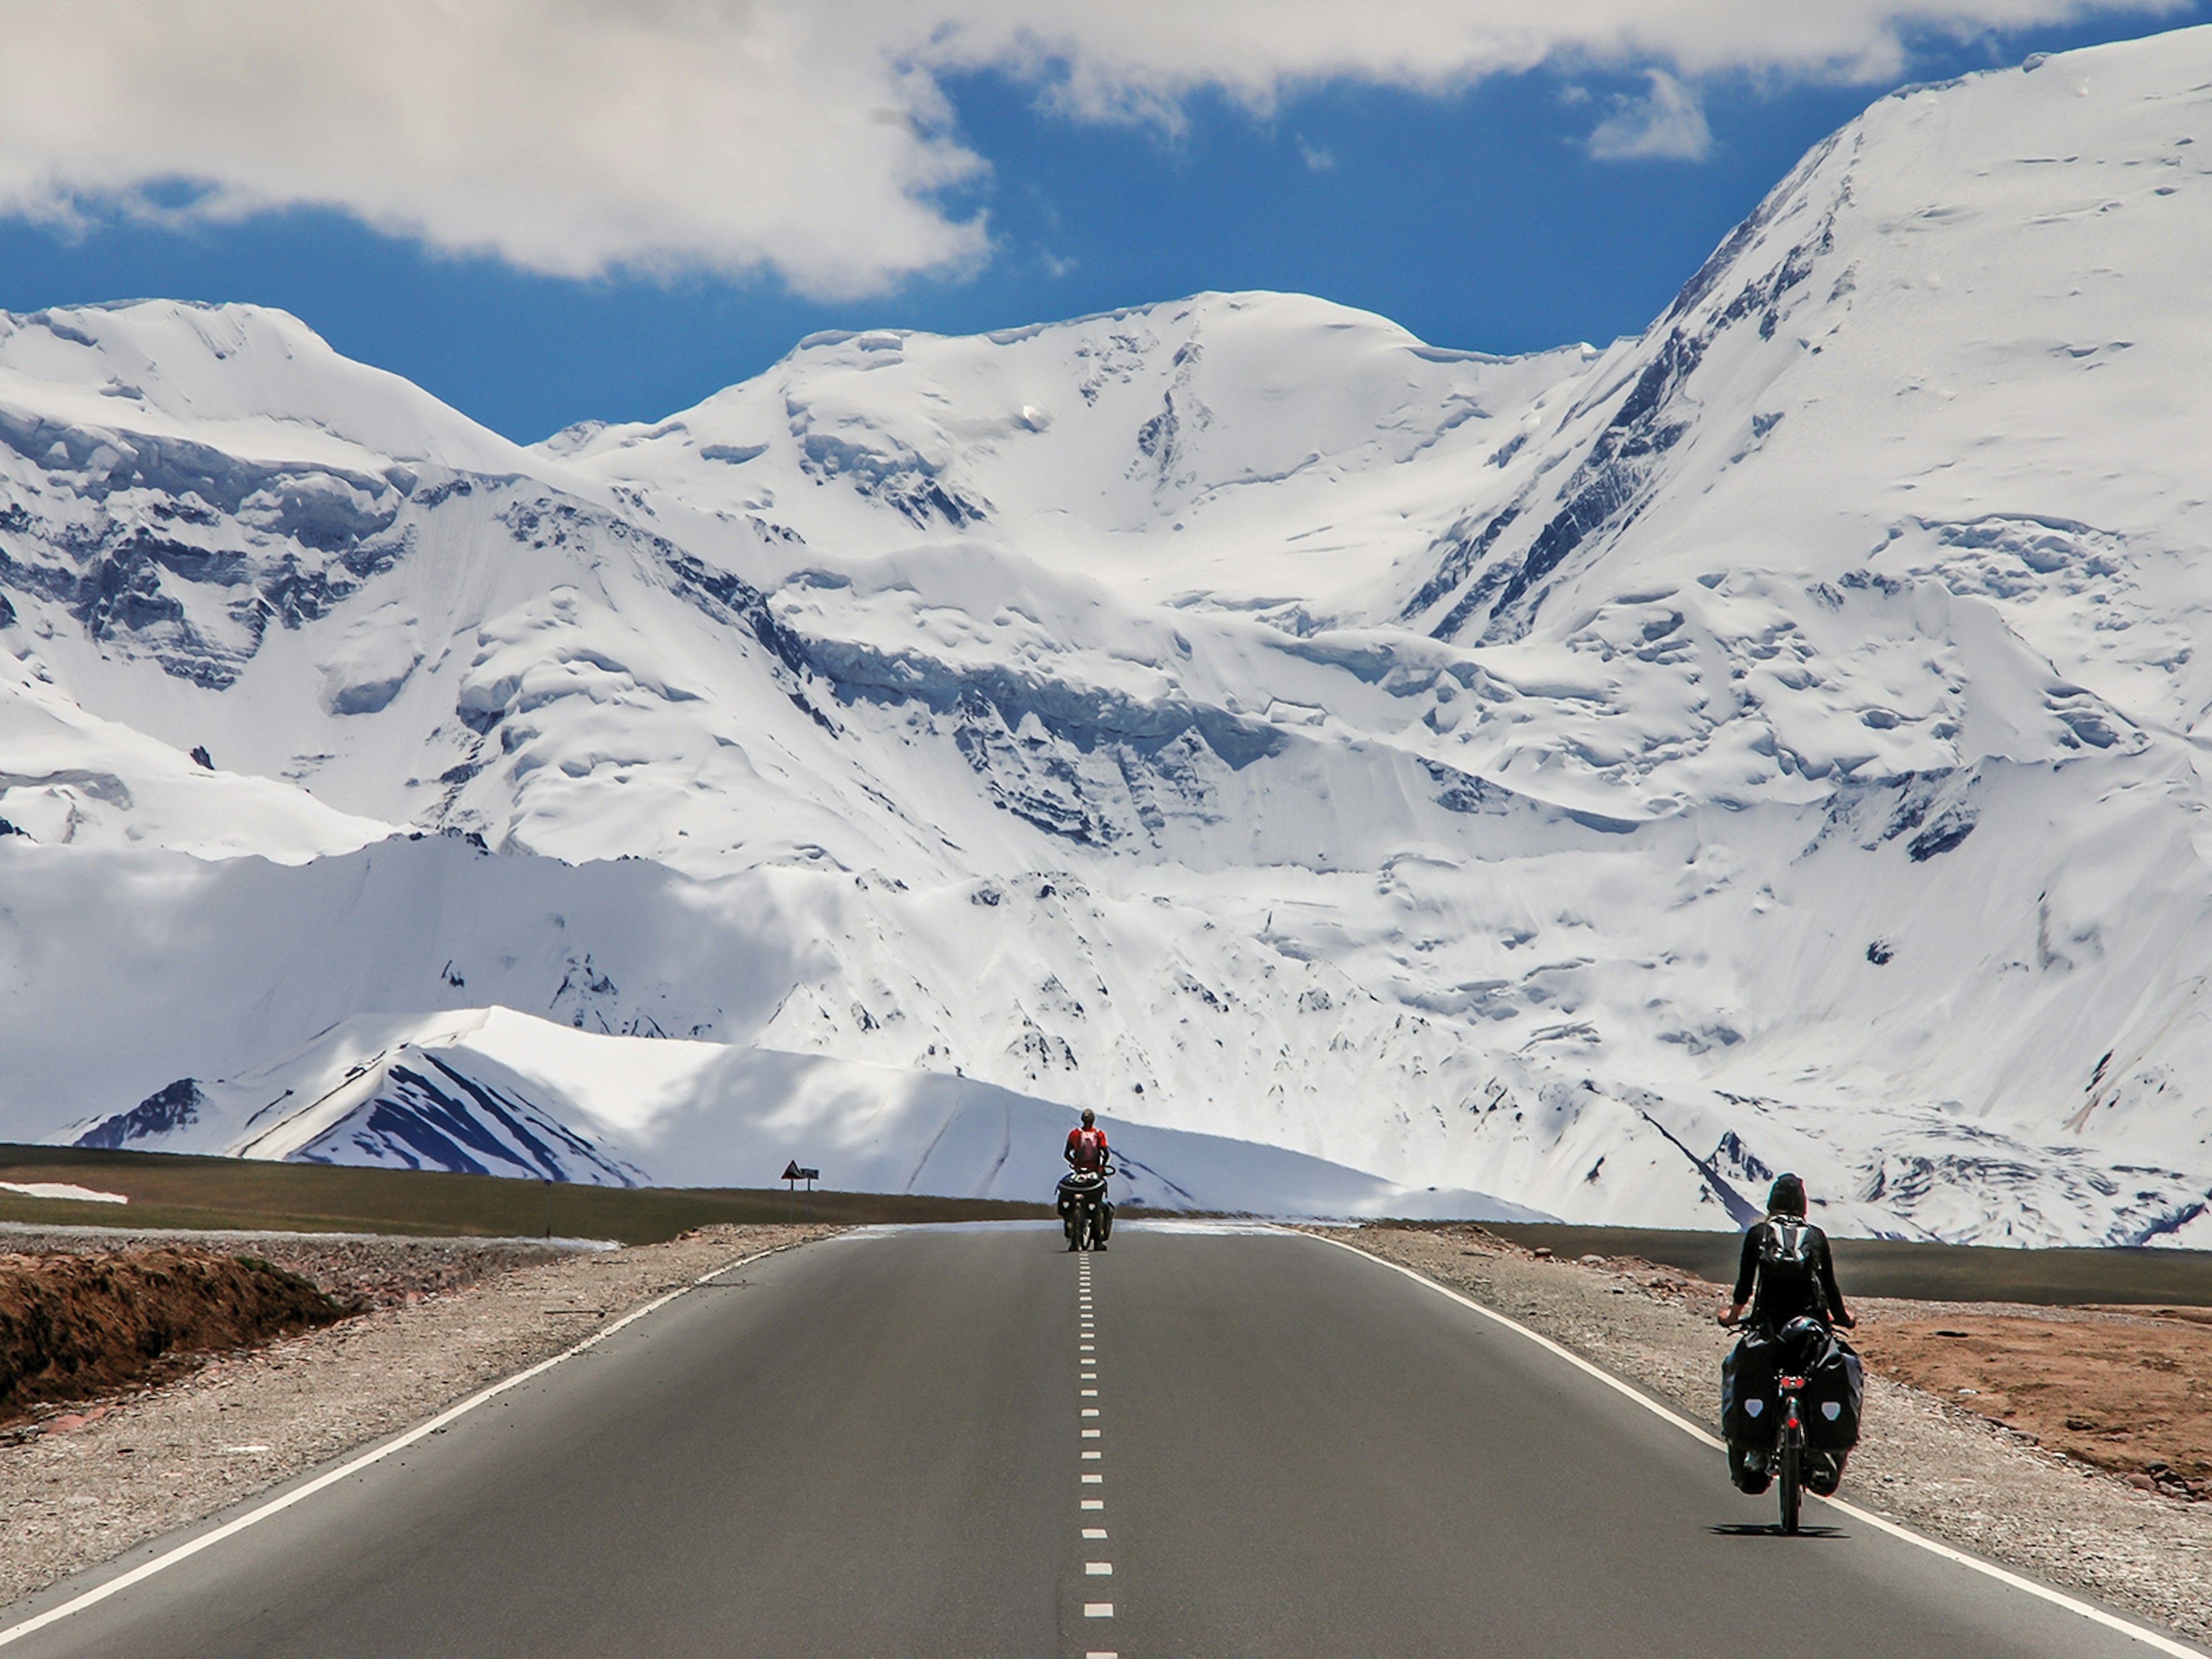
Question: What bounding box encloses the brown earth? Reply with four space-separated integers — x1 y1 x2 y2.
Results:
0 1248 343 1423
1851 1308 2212 1498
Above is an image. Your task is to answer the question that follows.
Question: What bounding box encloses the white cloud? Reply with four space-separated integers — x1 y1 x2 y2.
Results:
0 1 2180 297
0 0 990 299
1297 137 1338 172
1586 71 1714 160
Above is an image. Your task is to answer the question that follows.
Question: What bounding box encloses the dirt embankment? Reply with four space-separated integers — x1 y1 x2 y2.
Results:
0 1226 582 1311
0 1228 589 1436
0 1248 343 1425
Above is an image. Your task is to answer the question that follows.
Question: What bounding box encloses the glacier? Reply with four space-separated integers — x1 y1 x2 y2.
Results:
4 28 2212 1241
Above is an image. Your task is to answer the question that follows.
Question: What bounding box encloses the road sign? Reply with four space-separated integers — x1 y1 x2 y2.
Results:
781 1160 821 1222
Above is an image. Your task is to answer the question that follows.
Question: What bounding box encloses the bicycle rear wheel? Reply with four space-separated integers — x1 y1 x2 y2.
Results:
1779 1431 1803 1535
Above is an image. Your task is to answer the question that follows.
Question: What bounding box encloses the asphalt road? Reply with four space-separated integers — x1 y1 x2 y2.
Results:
1 1224 2196 1658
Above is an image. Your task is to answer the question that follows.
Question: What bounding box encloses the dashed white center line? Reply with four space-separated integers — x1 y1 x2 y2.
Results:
1078 1257 1119 1650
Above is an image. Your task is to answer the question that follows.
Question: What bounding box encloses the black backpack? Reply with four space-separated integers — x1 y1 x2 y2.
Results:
1756 1221 1825 1322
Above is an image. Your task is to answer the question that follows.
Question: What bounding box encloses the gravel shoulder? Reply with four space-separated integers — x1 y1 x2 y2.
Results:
0 1223 832 1613
1331 1224 2212 1647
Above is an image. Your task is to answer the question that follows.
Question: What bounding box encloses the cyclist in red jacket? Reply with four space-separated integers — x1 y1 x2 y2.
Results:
1065 1108 1109 1172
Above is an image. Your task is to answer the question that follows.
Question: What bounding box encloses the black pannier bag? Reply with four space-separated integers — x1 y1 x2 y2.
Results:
1721 1326 1782 1449
1801 1332 1865 1452
1721 1319 1864 1453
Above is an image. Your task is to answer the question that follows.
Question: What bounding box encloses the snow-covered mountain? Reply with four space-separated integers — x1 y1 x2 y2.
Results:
5 27 2211 1240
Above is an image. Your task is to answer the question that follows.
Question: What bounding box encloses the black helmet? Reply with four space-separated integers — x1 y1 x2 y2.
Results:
1767 1173 1806 1217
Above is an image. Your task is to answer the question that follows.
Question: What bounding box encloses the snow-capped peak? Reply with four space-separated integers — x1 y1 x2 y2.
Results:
7 28 2212 1242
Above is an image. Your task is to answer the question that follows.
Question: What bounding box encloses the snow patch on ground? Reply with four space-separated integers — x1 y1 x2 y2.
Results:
0 1181 126 1205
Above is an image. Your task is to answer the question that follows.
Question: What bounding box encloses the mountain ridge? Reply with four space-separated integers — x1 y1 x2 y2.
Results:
4 28 2211 1240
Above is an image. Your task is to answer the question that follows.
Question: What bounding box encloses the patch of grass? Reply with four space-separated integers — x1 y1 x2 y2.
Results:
1467 1222 2212 1308
0 1143 1055 1246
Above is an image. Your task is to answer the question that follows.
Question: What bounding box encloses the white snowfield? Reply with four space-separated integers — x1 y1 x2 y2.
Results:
4 28 2211 1239
59 1002 1536 1221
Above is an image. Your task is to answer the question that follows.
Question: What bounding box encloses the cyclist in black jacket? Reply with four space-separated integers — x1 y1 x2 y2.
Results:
1721 1173 1854 1332
1719 1173 1857 1498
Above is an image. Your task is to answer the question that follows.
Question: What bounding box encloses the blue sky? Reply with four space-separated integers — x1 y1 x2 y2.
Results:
0 4 2199 442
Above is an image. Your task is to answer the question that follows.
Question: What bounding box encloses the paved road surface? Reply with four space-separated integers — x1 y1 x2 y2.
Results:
1 1224 2195 1658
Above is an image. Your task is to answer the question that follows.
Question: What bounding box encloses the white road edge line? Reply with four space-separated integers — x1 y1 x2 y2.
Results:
0 1241 804 1650
1307 1231 2206 1659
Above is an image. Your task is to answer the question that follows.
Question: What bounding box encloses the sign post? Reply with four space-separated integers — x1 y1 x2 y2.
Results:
781 1160 820 1221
